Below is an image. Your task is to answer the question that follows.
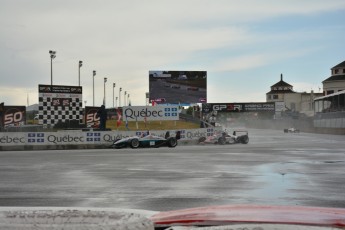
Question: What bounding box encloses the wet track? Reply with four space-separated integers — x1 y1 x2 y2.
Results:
0 129 344 211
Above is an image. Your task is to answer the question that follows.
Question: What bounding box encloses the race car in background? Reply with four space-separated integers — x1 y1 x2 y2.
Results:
171 84 181 89
284 127 300 133
198 130 249 145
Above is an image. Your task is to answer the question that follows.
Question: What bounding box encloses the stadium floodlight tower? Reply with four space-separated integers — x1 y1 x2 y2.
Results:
113 83 116 107
119 87 122 107
92 70 96 106
78 60 83 86
49 50 56 85
103 77 107 107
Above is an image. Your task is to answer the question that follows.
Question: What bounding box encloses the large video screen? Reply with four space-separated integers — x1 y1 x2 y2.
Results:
149 71 207 104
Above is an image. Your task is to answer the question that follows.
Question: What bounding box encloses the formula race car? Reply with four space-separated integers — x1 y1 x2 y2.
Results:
171 84 181 89
198 130 249 145
284 127 300 133
110 131 180 149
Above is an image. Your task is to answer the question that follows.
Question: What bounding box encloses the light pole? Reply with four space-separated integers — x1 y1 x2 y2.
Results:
49 50 56 85
127 93 130 106
113 83 116 107
103 77 107 107
78 60 83 86
115 97 118 107
119 87 122 107
92 70 96 106
124 91 127 107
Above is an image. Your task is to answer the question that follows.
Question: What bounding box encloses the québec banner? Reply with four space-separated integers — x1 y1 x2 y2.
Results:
0 128 218 147
122 106 179 121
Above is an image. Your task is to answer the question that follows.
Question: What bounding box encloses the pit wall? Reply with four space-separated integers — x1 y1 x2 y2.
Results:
0 128 220 151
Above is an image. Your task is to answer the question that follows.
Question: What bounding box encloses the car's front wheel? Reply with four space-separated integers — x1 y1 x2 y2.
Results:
198 137 206 143
130 138 140 148
167 137 177 148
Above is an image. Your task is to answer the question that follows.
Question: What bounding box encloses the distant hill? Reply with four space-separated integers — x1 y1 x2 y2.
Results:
27 104 38 111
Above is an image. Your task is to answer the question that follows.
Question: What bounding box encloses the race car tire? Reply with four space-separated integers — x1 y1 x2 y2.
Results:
241 135 249 144
198 137 206 143
284 129 288 133
218 137 226 145
228 137 235 144
167 137 178 148
129 138 140 148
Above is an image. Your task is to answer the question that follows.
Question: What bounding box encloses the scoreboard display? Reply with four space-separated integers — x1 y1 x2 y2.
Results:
38 84 83 127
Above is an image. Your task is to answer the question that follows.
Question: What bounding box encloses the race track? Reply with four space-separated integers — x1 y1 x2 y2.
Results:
0 129 344 211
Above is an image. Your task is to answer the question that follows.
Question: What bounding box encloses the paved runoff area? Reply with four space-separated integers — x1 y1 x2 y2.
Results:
0 128 344 212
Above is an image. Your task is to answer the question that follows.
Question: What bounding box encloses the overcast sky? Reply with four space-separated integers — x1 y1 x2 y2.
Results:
1 0 345 107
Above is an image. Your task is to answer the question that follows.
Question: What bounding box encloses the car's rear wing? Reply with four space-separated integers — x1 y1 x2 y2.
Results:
233 130 248 136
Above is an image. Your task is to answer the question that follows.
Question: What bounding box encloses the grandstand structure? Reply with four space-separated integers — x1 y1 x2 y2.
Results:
314 90 345 133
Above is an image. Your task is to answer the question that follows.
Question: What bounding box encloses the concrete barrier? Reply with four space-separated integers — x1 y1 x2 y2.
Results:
0 207 156 230
0 128 220 151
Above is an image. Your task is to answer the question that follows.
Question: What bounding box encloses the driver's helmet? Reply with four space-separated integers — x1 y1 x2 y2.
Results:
141 131 150 137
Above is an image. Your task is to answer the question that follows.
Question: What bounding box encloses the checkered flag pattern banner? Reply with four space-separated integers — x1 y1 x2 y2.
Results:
38 84 83 126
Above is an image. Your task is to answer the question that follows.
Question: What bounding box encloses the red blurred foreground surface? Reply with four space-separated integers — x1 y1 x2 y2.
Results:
151 205 345 227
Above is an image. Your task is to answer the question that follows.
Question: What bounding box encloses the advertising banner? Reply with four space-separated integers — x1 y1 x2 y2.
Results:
38 84 83 127
122 106 179 121
85 106 100 128
85 107 123 128
3 106 26 127
0 102 4 128
274 101 285 112
202 103 275 113
0 128 219 147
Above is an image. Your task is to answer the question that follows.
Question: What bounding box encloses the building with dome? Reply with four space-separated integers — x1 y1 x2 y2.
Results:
322 60 345 95
312 60 345 133
266 74 322 117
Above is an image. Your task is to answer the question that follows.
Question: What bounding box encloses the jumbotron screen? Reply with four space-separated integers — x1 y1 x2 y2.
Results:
149 70 207 104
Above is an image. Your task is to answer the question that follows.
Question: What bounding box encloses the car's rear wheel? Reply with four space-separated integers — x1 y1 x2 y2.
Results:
218 137 226 145
130 138 140 148
167 137 177 147
241 135 249 144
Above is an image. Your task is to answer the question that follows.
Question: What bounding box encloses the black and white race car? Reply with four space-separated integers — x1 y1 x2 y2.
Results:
284 127 300 133
110 131 180 149
198 130 249 145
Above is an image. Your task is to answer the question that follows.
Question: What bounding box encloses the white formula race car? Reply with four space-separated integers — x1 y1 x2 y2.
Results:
284 127 300 133
198 130 249 145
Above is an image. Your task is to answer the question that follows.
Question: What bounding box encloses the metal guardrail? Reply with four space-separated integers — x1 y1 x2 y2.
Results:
314 111 345 119
2 125 45 132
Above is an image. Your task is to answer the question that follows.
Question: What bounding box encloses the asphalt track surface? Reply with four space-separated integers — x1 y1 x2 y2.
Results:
0 129 344 212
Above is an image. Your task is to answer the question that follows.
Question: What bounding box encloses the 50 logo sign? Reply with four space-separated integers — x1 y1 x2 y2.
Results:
3 106 26 127
85 107 100 128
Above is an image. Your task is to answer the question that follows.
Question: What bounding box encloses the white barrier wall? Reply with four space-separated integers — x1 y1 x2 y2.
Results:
0 128 219 147
314 118 345 128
